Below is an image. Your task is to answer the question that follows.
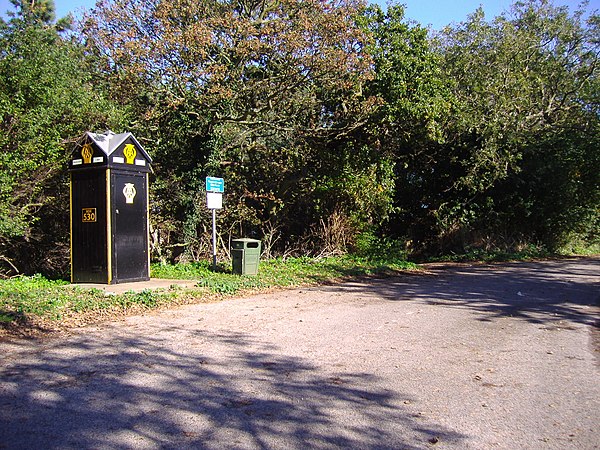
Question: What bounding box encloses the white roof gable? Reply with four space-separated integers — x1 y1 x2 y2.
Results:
85 130 152 163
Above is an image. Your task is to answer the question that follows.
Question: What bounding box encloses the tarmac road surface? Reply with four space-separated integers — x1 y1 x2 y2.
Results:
1 258 599 449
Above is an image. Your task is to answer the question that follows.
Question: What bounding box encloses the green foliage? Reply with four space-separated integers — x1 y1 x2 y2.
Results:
151 261 214 279
556 239 600 256
0 0 127 276
361 3 450 145
81 0 382 260
425 244 551 263
399 0 600 253
3 0 70 29
0 274 70 321
353 230 409 262
196 276 267 295
0 0 598 276
358 3 455 252
153 255 418 287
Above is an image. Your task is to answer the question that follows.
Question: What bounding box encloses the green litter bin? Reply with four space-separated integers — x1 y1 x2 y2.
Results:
232 238 261 275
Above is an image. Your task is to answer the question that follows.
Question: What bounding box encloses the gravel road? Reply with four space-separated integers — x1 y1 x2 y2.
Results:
1 258 598 449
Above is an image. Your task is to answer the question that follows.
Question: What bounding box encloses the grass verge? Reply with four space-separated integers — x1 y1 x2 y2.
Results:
421 244 599 263
0 255 418 337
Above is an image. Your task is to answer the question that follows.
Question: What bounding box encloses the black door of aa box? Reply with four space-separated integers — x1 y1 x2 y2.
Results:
111 171 148 282
71 170 108 283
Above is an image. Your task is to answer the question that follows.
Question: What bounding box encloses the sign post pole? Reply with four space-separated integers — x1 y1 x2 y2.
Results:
212 208 217 271
205 177 224 272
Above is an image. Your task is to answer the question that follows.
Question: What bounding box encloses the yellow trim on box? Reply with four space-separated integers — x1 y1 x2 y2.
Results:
106 169 112 284
69 173 73 283
146 174 150 278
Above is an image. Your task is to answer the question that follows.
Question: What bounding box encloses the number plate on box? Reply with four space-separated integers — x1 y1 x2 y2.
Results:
82 208 97 223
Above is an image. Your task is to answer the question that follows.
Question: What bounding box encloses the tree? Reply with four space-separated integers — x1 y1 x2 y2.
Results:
81 0 380 259
358 3 454 249
424 0 600 252
0 0 126 276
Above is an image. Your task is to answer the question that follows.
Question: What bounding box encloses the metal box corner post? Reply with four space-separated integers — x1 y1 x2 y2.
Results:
231 238 261 275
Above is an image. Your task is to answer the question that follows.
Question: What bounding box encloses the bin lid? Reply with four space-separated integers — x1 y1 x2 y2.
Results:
232 238 261 250
69 130 152 172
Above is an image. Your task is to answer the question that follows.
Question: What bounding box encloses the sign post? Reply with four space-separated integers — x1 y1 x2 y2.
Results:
212 208 217 271
206 177 224 271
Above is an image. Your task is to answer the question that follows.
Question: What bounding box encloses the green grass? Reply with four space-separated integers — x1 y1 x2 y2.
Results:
556 240 600 257
152 255 417 295
0 274 71 322
154 255 417 289
0 274 183 325
423 241 600 263
424 245 552 263
0 255 418 328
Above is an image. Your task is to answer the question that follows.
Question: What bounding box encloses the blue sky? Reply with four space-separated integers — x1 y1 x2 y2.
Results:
0 0 596 30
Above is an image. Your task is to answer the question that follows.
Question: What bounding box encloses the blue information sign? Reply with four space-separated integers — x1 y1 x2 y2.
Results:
206 177 224 193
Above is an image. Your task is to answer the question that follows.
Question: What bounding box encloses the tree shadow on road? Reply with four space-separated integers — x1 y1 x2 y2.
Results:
0 328 466 449
330 258 599 327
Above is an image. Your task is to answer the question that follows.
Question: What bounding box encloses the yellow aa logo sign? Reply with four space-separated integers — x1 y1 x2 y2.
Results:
81 144 93 164
123 144 137 164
